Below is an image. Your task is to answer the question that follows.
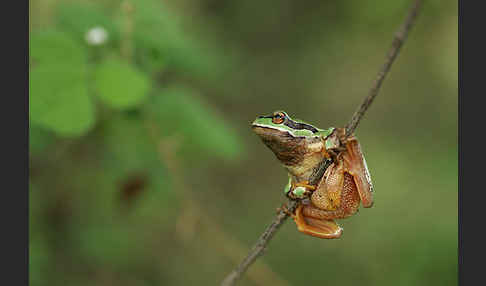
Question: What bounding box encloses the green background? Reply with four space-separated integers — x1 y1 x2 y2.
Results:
29 0 457 285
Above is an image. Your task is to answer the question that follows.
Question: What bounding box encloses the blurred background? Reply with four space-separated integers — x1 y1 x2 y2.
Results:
29 0 457 285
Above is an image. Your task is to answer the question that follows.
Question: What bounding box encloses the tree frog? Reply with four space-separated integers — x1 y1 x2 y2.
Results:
252 111 373 239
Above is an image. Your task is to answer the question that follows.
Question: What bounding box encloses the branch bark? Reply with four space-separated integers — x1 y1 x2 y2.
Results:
221 1 423 285
220 200 298 286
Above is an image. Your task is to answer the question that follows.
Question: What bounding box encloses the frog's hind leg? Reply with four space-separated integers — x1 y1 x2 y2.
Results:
342 138 374 208
292 205 343 239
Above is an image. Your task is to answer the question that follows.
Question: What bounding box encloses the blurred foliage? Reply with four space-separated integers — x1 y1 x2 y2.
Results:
56 2 121 46
30 30 93 136
29 0 457 286
94 58 150 109
146 86 244 159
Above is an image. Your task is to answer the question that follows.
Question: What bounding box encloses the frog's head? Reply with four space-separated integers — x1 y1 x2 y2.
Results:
251 111 333 166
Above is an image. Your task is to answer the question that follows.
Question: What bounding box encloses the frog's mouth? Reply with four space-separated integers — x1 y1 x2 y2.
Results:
251 125 294 141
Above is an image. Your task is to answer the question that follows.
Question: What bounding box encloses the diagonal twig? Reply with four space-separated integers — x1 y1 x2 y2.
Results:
221 160 331 286
345 0 423 137
221 1 423 285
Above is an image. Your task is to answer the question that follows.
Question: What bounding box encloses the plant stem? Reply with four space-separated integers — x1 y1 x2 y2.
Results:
345 0 423 137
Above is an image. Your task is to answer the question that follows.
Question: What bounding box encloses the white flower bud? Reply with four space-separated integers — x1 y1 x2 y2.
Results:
85 26 108 46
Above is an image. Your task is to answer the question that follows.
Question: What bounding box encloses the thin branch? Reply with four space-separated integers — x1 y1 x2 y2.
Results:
345 0 423 137
221 160 332 286
221 1 423 285
221 200 298 286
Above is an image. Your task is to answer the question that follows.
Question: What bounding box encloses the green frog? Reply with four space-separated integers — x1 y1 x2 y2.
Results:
251 111 373 239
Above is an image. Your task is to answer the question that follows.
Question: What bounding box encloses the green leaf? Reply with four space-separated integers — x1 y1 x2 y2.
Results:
94 59 150 110
29 76 95 136
146 87 244 160
30 30 87 68
30 31 94 137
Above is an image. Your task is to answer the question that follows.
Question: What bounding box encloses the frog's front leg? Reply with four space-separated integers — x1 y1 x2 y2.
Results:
291 204 343 239
284 176 315 200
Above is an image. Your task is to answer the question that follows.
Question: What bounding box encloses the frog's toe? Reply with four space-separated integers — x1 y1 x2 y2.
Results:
292 205 343 239
293 181 316 191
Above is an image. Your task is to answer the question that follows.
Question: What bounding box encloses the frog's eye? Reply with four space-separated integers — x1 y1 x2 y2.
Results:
272 112 285 124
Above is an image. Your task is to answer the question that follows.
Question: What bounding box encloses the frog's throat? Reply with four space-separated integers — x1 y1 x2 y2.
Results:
262 138 308 166
252 126 308 165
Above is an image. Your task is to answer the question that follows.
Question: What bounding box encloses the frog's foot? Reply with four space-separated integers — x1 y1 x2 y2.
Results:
286 181 315 200
323 128 347 158
326 149 341 162
276 203 293 216
335 127 349 144
292 205 343 239
321 148 333 159
293 181 316 191
286 191 301 200
323 143 346 163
